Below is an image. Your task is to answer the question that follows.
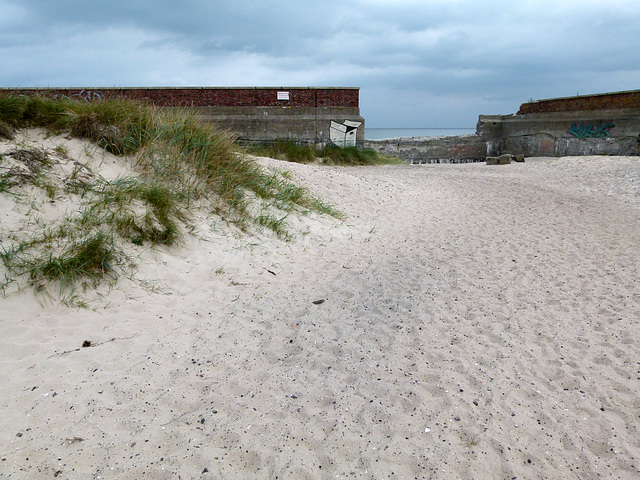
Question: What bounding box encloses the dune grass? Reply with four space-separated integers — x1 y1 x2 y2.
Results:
246 139 399 165
0 95 344 302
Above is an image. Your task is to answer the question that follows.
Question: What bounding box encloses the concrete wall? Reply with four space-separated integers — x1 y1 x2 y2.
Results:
364 134 487 164
193 105 364 147
478 108 640 157
0 87 365 148
518 89 640 114
479 90 640 157
366 91 640 163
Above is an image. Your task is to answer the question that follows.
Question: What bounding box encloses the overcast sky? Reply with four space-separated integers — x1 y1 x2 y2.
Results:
2 0 639 127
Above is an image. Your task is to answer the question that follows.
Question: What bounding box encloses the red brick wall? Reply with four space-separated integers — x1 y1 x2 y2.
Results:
518 89 640 114
0 87 359 108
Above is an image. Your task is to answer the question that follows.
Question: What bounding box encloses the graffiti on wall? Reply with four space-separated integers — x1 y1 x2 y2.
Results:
330 120 361 147
569 122 615 138
72 90 104 102
43 90 104 102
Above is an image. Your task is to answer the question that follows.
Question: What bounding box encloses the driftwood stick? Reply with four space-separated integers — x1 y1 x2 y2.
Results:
47 335 136 359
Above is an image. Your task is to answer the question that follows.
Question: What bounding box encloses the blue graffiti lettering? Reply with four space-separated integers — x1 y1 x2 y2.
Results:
569 122 615 138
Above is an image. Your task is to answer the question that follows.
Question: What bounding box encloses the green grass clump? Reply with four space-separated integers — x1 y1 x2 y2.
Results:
0 96 31 127
0 95 153 155
0 228 121 297
34 232 116 285
257 212 291 240
0 121 14 140
251 139 317 163
81 179 182 247
320 145 385 165
246 139 398 166
0 94 344 301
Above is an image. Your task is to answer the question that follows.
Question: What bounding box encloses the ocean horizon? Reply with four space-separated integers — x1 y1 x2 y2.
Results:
365 127 476 140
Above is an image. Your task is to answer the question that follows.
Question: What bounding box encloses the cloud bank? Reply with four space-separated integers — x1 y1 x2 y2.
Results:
2 0 639 127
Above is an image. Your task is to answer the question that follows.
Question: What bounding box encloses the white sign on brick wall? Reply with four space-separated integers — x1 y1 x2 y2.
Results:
277 91 290 101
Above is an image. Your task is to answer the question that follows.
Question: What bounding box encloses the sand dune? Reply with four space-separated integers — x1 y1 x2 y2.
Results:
1 147 639 479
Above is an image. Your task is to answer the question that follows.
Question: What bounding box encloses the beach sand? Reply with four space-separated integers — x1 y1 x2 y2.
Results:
1 137 639 479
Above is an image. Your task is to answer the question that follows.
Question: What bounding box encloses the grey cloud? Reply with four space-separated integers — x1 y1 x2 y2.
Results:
1 0 640 127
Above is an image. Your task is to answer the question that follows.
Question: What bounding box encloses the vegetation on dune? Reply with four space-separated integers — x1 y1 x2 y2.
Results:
245 139 400 166
0 95 344 304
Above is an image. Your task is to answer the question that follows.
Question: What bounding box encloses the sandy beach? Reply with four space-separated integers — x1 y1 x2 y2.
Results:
1 141 639 478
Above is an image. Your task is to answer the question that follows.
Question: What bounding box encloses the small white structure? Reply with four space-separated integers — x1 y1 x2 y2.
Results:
330 120 362 147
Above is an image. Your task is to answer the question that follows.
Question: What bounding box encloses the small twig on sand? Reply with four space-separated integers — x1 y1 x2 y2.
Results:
64 437 84 444
161 411 190 426
47 335 136 359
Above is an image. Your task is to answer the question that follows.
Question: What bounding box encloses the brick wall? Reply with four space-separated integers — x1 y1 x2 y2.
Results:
518 89 640 114
0 87 359 108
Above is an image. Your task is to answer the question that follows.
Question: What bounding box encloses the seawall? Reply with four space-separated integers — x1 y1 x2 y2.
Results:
364 134 487 164
366 90 640 163
478 107 640 157
0 87 365 148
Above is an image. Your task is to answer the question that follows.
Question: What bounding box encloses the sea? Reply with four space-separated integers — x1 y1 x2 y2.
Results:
365 128 476 140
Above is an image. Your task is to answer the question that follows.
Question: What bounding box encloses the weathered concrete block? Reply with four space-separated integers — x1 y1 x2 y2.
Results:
514 154 525 162
486 154 512 165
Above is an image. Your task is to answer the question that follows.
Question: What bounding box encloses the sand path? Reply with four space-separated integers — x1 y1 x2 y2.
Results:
1 156 639 479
